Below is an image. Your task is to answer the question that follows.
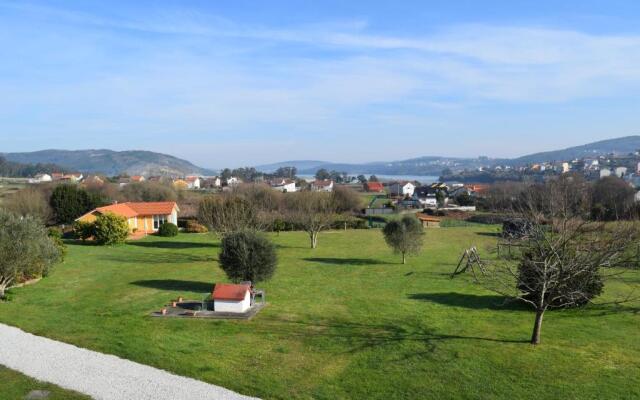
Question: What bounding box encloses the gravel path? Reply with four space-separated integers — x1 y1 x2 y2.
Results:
0 323 258 400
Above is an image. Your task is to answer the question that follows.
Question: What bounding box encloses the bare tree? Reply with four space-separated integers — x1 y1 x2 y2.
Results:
476 175 640 345
285 191 337 249
3 187 53 223
197 194 261 235
483 219 639 345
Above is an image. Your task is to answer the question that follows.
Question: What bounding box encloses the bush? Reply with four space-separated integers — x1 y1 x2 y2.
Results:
47 227 67 262
1 211 60 298
72 220 95 241
465 213 508 225
94 213 129 245
219 231 277 283
184 220 208 233
157 222 179 237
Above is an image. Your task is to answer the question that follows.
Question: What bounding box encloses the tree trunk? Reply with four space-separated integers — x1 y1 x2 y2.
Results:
0 285 6 299
402 252 406 264
530 309 544 345
310 232 318 249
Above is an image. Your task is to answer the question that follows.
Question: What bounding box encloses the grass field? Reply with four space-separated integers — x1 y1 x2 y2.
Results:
1 228 639 399
0 366 90 399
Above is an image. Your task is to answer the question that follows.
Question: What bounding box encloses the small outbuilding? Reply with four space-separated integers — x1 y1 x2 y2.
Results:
212 283 251 313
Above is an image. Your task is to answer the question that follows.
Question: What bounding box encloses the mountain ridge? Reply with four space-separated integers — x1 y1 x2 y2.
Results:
1 149 215 177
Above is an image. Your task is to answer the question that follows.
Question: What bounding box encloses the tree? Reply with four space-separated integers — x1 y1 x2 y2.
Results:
332 186 362 213
157 222 179 237
121 182 177 202
3 187 53 223
50 184 104 224
219 231 277 283
382 215 424 264
454 192 474 207
591 176 635 221
435 190 446 207
220 168 232 180
0 210 60 298
481 219 639 345
93 213 129 245
197 194 260 235
369 175 379 182
357 175 367 184
272 218 286 235
315 168 331 180
275 166 297 179
286 191 336 249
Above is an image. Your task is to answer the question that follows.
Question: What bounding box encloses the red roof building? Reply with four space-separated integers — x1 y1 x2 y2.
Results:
364 182 385 192
212 283 252 313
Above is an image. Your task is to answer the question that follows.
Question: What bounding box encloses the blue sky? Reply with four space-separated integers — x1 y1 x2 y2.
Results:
1 0 640 168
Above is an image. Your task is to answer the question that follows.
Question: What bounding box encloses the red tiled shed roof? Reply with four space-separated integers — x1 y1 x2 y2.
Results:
212 283 250 301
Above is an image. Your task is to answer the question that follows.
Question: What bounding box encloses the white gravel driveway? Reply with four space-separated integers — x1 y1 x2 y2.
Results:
0 323 258 400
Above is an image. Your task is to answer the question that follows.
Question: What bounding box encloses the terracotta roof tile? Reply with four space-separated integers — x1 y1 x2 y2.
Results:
212 283 250 301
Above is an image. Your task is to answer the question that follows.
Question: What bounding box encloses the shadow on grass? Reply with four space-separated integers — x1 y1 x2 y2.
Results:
409 292 531 311
255 317 529 359
100 252 215 264
127 241 218 249
303 257 387 266
130 279 212 293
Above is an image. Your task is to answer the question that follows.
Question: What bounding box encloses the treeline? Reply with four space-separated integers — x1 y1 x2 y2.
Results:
0 156 66 177
478 174 639 221
1 180 186 225
197 184 364 248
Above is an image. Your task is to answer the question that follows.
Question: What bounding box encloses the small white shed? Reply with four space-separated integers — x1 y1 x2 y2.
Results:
212 283 251 313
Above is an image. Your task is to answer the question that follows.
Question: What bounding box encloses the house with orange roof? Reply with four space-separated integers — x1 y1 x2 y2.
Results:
212 283 252 313
130 175 145 183
364 181 384 193
76 201 179 235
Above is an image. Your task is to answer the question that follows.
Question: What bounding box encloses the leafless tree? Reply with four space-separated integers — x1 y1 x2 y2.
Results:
285 191 337 249
3 187 53 223
482 178 639 345
197 194 261 236
482 218 639 345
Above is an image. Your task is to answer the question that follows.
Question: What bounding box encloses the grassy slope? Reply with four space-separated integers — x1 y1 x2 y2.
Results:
0 228 638 399
0 367 90 399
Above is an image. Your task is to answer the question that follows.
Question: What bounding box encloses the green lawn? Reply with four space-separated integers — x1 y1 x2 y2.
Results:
0 367 90 399
1 228 639 399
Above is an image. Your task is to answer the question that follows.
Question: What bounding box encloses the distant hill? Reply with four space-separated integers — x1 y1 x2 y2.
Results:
2 150 215 177
256 136 640 176
509 136 640 165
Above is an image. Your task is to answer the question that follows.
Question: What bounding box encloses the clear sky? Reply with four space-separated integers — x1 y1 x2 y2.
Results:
1 0 640 168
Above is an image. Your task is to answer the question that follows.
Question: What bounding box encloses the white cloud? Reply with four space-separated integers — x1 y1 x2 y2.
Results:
2 2 640 164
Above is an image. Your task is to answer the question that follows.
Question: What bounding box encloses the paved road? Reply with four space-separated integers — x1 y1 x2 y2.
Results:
0 323 258 400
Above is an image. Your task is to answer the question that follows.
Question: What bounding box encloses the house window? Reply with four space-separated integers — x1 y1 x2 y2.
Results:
153 215 167 230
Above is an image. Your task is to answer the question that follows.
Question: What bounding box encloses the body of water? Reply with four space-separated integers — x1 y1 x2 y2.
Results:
299 174 440 184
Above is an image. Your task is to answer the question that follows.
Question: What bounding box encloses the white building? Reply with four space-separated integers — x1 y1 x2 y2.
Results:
212 283 251 313
389 181 415 197
600 169 612 178
184 176 201 189
311 179 334 192
270 178 297 192
615 167 628 178
29 173 52 184
226 177 242 187
561 162 570 173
